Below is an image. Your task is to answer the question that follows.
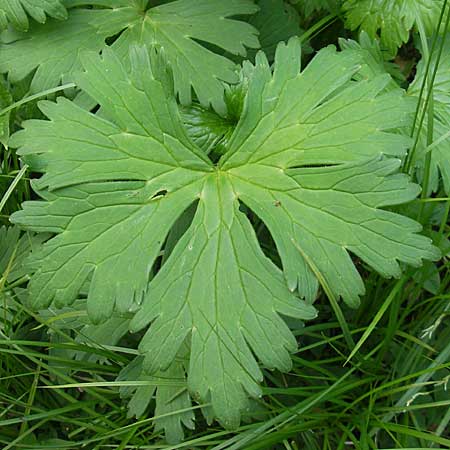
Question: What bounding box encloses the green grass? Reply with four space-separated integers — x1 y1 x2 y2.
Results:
1 4 450 449
0 274 449 449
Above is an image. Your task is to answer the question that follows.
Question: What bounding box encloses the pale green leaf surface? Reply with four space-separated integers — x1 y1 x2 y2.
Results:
0 0 67 32
222 44 415 170
219 39 438 304
343 0 446 54
130 173 316 427
229 158 436 307
0 0 259 113
10 40 438 426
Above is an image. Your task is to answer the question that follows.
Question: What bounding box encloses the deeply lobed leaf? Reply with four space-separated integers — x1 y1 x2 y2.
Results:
10 39 439 427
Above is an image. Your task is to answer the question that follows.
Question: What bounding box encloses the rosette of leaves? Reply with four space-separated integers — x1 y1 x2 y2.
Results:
0 0 259 114
10 39 439 428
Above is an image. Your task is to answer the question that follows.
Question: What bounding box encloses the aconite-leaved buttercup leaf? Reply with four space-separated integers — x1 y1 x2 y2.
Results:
10 39 439 426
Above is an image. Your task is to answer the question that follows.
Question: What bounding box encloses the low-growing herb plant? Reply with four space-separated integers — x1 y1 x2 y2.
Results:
1 0 449 446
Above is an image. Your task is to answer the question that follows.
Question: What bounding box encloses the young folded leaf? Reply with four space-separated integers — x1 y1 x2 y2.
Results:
10 39 439 427
0 0 259 114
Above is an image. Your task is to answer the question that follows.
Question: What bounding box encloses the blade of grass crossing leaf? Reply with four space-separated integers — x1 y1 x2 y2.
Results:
291 238 356 351
416 14 436 221
40 380 185 389
3 418 48 450
0 329 119 428
213 344 383 450
0 83 76 117
345 278 405 364
19 363 41 436
0 164 28 213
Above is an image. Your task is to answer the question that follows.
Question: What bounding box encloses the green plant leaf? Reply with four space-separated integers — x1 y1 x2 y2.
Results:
0 0 67 32
339 32 405 86
0 0 259 113
118 352 194 444
342 0 446 54
10 40 439 427
0 225 48 284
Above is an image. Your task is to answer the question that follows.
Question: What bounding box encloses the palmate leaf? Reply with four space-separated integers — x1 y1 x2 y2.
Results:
0 0 67 32
0 0 259 113
342 0 446 54
11 40 439 426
